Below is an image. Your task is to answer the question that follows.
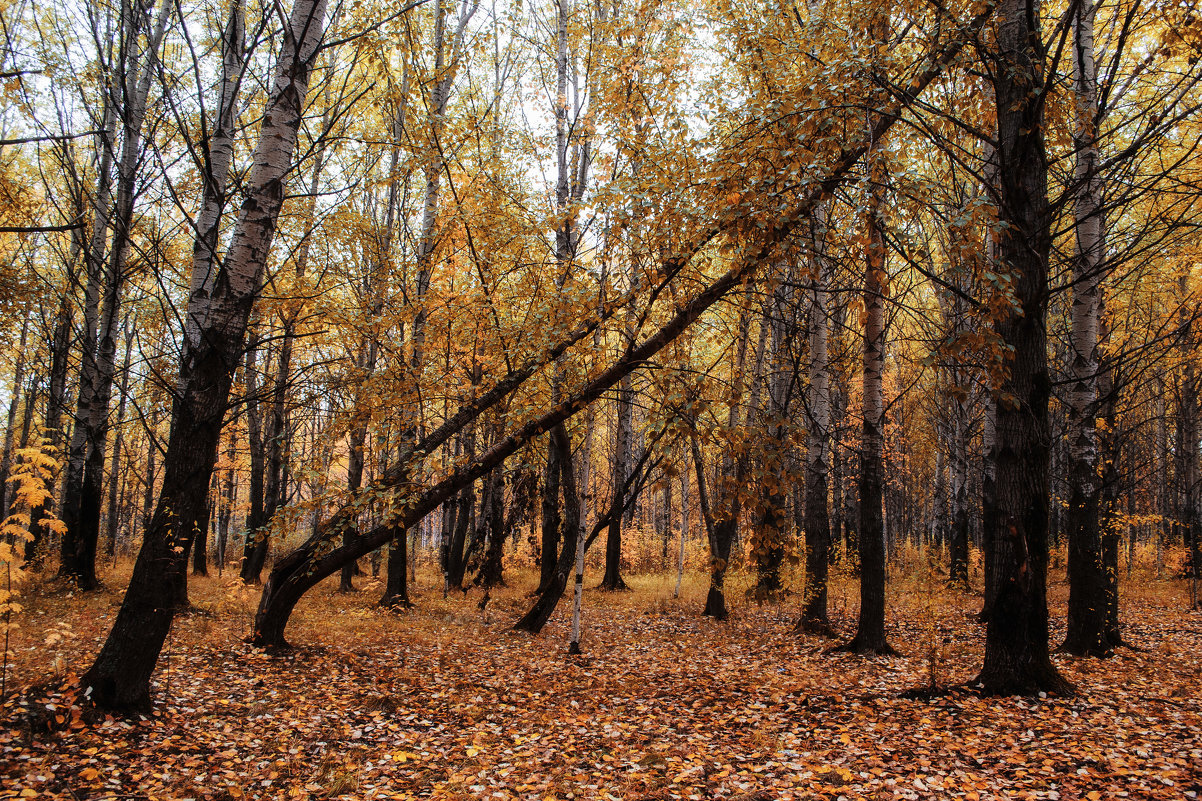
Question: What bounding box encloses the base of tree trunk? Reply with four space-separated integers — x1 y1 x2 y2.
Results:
598 574 629 591
702 586 728 620
793 614 837 638
568 640 581 655
1056 632 1115 658
972 660 1075 697
378 593 413 610
830 632 897 656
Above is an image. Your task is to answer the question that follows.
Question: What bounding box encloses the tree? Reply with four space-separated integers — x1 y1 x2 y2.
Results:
81 0 331 710
973 0 1074 696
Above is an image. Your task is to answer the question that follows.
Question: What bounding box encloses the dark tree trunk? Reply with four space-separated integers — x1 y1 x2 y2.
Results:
536 430 562 594
81 0 328 711
443 481 474 593
838 139 895 657
379 525 411 608
600 375 632 591
514 424 578 633
703 515 737 620
339 417 368 593
475 468 507 589
973 0 1073 696
192 483 210 577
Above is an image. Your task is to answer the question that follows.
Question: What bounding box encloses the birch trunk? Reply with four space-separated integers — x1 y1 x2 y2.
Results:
1061 0 1112 658
82 0 329 711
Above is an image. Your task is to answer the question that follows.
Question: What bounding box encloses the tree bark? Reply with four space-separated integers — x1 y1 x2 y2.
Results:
797 206 835 635
974 0 1073 695
1060 0 1113 658
838 134 895 656
81 0 329 711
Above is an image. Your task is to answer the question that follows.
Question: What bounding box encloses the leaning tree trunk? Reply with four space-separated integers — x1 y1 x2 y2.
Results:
244 21 995 647
974 0 1073 696
81 0 328 711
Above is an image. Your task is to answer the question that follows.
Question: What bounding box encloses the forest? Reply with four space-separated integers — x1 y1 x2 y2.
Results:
0 0 1200 796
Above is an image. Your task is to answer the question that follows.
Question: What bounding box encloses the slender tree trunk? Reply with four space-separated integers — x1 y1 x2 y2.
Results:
838 135 895 656
798 206 835 635
241 344 268 582
515 424 578 633
105 321 133 560
81 0 329 710
601 374 632 591
1060 0 1112 658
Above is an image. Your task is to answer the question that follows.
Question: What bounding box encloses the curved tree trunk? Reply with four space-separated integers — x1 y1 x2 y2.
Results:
81 0 328 711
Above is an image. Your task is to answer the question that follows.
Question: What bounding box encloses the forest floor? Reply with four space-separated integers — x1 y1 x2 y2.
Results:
1 561 1200 800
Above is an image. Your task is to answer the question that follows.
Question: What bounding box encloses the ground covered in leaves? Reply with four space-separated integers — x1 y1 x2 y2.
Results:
1 564 1200 800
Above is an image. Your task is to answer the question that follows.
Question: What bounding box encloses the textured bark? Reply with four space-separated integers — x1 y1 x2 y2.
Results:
1060 0 1113 659
475 464 508 589
81 0 329 711
798 207 835 635
974 0 1073 696
838 137 895 656
379 522 412 609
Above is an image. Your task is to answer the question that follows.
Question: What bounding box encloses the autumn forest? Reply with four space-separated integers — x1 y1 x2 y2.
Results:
0 0 1200 797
